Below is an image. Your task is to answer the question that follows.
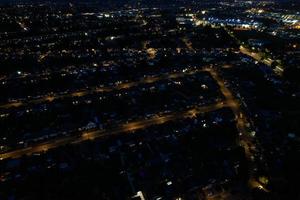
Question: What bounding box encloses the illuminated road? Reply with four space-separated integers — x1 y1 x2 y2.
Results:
0 102 226 160
0 64 269 192
240 46 264 63
0 68 205 109
204 67 246 133
205 67 269 192
240 45 284 75
224 26 283 75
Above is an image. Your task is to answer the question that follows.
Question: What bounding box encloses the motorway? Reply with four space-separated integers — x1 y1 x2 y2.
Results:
0 102 226 160
0 68 205 109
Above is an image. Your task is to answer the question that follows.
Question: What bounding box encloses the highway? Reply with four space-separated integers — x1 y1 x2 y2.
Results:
0 68 205 109
0 102 226 160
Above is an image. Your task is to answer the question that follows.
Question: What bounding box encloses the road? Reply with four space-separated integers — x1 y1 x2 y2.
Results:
0 64 269 192
0 102 226 160
0 68 205 109
205 67 269 192
240 46 284 75
205 67 246 133
224 26 283 75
